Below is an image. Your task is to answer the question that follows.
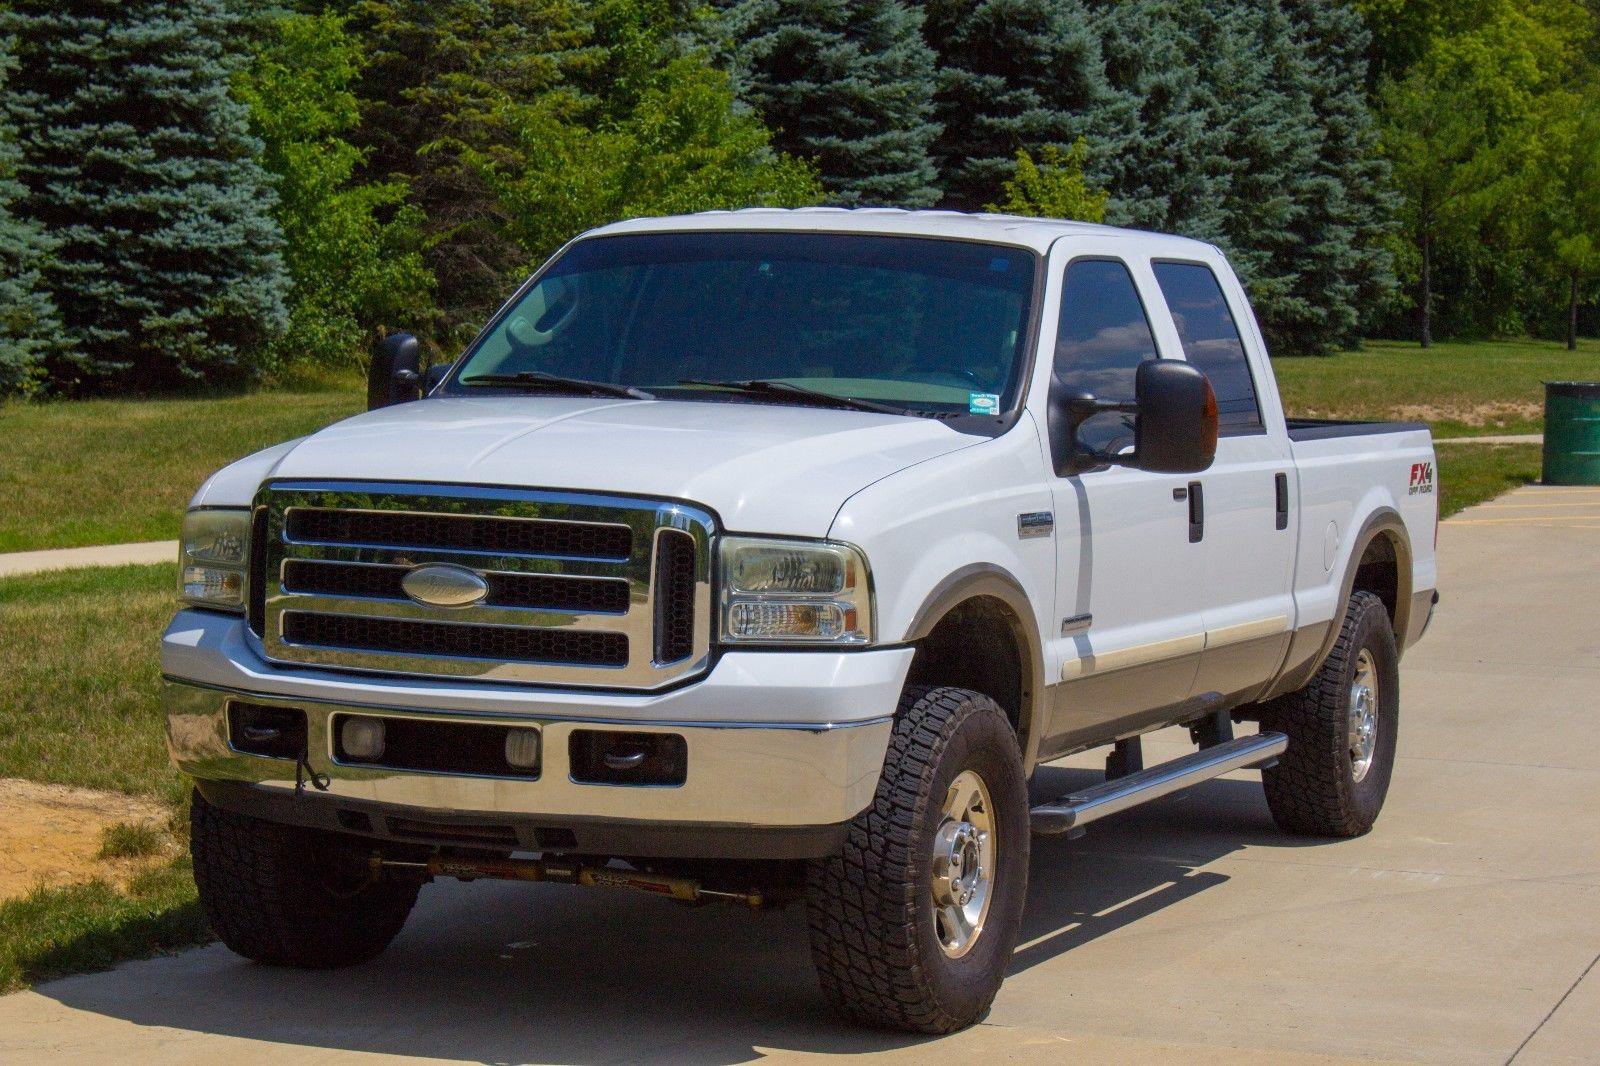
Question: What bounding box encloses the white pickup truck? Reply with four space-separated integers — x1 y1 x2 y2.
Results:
164 209 1438 1032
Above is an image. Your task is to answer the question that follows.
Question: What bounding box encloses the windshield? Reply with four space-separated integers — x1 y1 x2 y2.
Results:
446 231 1038 416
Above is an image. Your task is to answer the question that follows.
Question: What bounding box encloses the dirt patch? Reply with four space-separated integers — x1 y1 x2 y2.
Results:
1294 401 1543 427
0 779 174 902
1389 401 1543 427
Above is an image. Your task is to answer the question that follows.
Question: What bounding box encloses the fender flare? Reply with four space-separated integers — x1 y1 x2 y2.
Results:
1274 506 1414 697
904 563 1049 774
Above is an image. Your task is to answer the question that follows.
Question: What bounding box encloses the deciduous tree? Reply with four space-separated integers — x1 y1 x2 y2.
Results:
235 10 432 368
1535 88 1600 350
986 142 1106 223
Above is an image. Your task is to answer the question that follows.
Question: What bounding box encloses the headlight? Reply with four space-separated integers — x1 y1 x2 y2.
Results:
179 508 251 611
719 537 873 645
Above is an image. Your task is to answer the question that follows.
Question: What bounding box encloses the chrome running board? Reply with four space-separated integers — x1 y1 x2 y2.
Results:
1030 732 1287 836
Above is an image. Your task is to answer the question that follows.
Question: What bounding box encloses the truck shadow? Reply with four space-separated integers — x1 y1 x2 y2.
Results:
36 774 1298 1063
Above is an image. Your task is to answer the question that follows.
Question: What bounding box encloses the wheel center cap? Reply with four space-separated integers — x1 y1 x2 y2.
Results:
934 822 982 907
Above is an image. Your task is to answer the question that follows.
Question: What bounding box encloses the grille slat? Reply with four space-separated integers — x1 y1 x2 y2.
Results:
281 559 630 614
286 507 633 561
282 612 629 667
247 506 268 636
255 484 711 689
653 531 697 663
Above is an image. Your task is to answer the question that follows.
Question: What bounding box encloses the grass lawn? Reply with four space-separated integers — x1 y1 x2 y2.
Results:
0 380 362 553
0 562 209 992
1273 337 1599 438
0 564 186 805
0 860 206 995
1436 443 1543 518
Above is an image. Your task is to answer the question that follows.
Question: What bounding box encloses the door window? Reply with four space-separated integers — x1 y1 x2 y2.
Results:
1152 262 1263 433
1054 259 1160 453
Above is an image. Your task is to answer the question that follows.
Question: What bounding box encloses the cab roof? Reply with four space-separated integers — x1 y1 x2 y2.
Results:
588 207 1220 258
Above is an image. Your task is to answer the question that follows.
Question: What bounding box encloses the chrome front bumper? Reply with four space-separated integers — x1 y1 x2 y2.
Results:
164 610 907 851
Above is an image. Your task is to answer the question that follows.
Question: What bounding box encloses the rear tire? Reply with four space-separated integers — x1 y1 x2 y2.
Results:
190 789 419 968
1259 591 1399 837
804 685 1029 1033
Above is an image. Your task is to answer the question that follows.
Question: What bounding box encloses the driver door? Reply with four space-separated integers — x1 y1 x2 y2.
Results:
1039 250 1206 759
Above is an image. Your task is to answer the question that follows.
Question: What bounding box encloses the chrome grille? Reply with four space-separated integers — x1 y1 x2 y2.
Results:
251 481 714 689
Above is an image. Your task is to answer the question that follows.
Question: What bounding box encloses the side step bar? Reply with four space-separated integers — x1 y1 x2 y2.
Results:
1030 732 1287 836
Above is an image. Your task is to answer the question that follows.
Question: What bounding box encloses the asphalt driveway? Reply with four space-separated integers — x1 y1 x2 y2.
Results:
2 484 1596 1064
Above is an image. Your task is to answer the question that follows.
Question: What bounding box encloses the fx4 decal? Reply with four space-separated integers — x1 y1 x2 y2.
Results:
1409 461 1435 495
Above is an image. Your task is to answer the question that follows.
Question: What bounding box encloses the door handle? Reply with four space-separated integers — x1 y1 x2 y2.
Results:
1275 472 1289 531
1187 481 1204 543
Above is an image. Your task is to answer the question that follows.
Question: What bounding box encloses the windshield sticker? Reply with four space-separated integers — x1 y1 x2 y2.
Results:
969 393 1000 415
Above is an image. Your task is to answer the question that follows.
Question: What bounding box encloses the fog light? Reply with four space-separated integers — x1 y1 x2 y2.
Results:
504 728 541 770
341 717 386 761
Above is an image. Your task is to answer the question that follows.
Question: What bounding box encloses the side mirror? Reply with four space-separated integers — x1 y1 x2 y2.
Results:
1129 359 1218 473
368 332 421 410
423 363 451 394
1048 358 1218 476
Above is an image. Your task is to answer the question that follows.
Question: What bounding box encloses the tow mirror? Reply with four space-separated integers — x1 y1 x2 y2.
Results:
423 363 451 393
1048 358 1218 476
368 332 421 410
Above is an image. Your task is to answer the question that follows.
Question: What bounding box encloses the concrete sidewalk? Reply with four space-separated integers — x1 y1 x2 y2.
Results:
1435 433 1543 445
0 540 177 578
1 485 1596 1064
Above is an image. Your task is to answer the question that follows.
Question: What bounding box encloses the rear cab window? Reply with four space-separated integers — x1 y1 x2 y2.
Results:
1151 261 1263 434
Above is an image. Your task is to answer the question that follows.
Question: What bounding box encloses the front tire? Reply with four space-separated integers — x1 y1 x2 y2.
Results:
190 789 420 968
1259 590 1400 837
804 685 1029 1033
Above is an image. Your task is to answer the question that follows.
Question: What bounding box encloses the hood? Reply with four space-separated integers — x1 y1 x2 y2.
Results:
196 395 979 536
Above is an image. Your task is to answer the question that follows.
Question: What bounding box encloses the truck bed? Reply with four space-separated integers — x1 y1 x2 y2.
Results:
1284 417 1431 443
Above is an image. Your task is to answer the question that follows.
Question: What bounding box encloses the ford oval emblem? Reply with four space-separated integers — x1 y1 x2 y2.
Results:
401 564 488 608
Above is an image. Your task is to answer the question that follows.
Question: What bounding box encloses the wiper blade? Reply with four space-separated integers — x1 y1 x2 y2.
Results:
459 371 654 400
677 378 905 416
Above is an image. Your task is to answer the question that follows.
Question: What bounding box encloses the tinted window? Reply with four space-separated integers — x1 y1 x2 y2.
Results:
1054 258 1160 452
1153 262 1262 432
450 232 1037 416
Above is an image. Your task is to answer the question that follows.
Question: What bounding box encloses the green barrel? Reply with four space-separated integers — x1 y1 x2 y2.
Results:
1542 381 1600 486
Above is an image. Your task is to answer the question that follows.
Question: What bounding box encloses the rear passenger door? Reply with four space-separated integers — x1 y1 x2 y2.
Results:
1150 259 1297 704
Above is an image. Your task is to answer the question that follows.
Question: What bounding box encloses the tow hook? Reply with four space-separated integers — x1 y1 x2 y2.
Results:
372 854 765 910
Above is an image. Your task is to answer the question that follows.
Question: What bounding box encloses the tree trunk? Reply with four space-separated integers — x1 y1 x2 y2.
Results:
1419 232 1433 349
1569 272 1580 352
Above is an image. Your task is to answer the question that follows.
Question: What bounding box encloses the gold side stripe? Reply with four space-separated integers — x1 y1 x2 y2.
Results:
1060 615 1289 681
1203 614 1291 651
1060 632 1205 681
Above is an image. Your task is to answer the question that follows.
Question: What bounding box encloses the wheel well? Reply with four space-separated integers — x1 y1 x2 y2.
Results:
1352 532 1399 629
905 596 1026 737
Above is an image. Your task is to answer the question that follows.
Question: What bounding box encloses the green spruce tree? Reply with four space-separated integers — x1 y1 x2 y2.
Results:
715 0 941 206
1084 0 1228 242
0 0 288 391
0 30 60 396
1279 0 1397 350
1180 1 1323 354
921 0 1129 210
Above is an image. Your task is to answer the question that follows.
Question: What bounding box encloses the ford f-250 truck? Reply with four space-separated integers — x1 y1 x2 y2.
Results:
164 209 1438 1033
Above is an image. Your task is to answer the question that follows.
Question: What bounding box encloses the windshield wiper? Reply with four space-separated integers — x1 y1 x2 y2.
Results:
676 378 906 416
458 371 654 401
